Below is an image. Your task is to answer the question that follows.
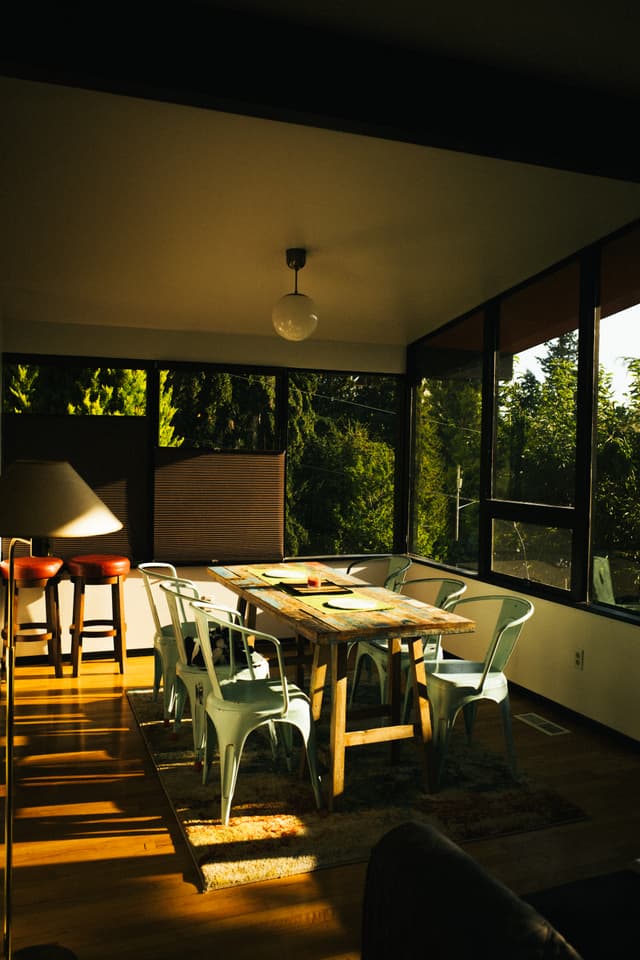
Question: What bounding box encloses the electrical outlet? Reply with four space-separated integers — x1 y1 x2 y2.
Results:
574 649 585 670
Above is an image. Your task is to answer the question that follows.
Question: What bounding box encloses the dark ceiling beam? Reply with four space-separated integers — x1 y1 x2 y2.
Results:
3 3 640 183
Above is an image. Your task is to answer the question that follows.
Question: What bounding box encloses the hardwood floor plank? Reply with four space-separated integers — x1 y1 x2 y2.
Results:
3 655 639 958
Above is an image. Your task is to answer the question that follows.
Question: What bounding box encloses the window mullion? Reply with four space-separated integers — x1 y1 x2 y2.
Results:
571 246 600 602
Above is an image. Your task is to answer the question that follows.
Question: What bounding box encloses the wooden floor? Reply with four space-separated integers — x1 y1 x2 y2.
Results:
3 652 639 959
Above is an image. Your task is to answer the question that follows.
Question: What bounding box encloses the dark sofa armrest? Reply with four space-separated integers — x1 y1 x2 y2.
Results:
361 821 582 960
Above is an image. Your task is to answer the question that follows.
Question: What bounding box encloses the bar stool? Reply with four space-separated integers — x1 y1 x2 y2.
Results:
1 555 64 678
67 554 130 677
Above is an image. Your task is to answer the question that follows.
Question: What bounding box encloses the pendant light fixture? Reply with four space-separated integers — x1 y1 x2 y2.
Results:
272 247 318 341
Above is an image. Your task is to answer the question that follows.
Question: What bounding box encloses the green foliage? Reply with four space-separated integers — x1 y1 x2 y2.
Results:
290 421 395 554
592 357 640 558
158 369 182 447
3 363 147 416
493 329 640 589
286 372 399 555
3 364 38 413
165 370 277 449
496 333 577 505
411 376 482 566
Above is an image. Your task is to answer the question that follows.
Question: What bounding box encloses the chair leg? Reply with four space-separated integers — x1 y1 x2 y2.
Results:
173 676 187 731
163 670 176 721
192 681 206 769
267 719 279 760
463 702 478 743
349 646 366 706
432 717 453 791
280 722 294 770
280 711 323 809
220 740 243 826
301 717 323 809
202 715 217 785
500 697 517 777
153 649 162 701
157 639 178 721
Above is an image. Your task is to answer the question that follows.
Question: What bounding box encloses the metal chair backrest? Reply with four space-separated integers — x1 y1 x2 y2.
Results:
160 579 201 666
445 594 534 684
138 561 178 635
190 599 289 712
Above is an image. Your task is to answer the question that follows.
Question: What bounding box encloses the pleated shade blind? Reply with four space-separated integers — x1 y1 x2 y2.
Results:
153 450 285 563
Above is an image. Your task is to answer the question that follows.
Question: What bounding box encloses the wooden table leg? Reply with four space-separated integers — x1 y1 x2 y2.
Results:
308 643 329 721
388 636 402 762
295 632 306 688
328 643 348 811
406 635 434 791
237 598 257 630
299 642 329 780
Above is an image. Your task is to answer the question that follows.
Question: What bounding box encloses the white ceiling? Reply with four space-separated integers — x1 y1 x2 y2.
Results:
3 3 640 350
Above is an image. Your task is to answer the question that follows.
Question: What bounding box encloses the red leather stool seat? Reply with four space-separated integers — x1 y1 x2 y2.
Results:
1 555 64 678
67 554 130 677
0 556 64 583
66 555 131 579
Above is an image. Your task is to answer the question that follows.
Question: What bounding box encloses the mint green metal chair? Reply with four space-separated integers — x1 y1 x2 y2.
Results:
425 594 534 790
160 580 270 770
139 561 180 723
191 599 322 826
349 577 467 711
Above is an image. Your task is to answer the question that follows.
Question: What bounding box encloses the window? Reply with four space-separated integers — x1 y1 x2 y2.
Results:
495 263 580 508
286 372 401 556
591 223 640 611
408 311 483 570
3 363 147 416
408 219 640 614
158 367 278 450
491 262 580 590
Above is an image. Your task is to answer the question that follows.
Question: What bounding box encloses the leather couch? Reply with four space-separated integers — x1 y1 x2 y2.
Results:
361 821 583 959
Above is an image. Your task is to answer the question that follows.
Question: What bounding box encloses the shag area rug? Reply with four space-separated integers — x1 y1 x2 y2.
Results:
127 686 586 893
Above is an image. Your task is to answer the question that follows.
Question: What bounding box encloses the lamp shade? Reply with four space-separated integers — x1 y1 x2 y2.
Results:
0 460 123 538
272 292 319 341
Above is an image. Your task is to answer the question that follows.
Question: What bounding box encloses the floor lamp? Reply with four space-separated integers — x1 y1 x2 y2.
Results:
0 460 123 960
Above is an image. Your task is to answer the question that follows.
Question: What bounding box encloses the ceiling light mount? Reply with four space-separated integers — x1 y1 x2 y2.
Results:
286 247 306 272
272 247 318 341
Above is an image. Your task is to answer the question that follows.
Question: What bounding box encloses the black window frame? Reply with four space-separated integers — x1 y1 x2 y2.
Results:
407 217 640 622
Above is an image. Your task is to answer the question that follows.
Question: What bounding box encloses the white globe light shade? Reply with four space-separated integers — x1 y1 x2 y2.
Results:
272 292 318 341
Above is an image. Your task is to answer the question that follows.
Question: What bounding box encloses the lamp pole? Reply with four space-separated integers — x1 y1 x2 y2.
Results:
3 538 30 960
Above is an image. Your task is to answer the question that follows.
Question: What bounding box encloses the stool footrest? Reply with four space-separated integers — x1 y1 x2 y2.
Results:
16 626 54 639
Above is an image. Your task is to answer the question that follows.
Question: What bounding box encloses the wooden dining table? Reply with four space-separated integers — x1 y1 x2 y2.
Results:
207 560 475 809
